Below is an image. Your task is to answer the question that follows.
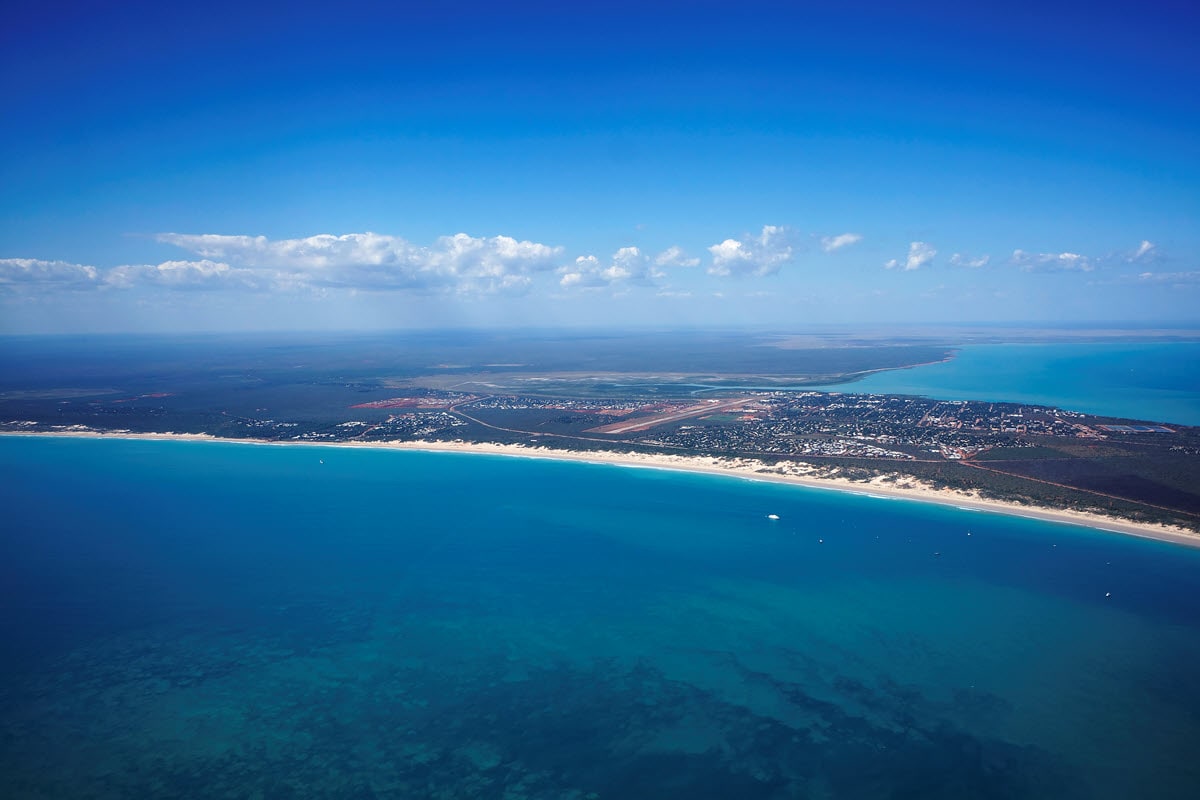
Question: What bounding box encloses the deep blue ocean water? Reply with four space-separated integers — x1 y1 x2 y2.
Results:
811 342 1200 427
2 436 1200 799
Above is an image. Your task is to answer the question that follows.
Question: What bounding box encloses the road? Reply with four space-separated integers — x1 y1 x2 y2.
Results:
592 398 753 435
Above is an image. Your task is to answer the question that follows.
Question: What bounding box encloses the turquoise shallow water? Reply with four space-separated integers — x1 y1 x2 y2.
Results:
811 342 1200 426
2 436 1200 798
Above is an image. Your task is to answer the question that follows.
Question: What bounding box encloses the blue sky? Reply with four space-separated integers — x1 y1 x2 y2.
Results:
1 0 1197 332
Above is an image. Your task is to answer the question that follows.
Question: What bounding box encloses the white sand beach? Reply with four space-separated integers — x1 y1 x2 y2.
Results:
5 430 1198 548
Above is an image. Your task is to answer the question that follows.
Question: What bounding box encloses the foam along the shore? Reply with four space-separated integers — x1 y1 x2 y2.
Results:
3 430 1198 548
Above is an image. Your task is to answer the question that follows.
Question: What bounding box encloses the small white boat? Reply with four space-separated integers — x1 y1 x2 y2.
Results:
767 513 780 520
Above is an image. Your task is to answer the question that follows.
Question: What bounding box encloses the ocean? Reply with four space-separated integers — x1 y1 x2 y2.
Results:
2 436 1199 798
811 342 1200 427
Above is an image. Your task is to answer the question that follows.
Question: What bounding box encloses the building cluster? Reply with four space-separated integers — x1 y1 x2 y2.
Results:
288 412 467 441
358 411 467 440
6 386 1182 467
241 418 300 431
623 392 1131 460
642 426 915 459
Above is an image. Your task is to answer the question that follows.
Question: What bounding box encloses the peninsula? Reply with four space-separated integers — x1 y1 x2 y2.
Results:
3 330 1198 540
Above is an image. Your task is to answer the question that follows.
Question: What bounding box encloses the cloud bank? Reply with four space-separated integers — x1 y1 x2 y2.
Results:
156 232 566 294
0 258 100 287
1 232 1174 307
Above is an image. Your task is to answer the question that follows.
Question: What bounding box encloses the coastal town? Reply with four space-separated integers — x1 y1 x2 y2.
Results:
3 388 1169 458
166 390 1171 459
2 388 1161 453
5 382 1196 533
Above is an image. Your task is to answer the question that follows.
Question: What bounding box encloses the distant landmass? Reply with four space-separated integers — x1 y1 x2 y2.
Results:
3 328 1198 534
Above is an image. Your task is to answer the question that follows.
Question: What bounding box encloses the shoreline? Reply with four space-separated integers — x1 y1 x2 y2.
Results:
4 429 1198 548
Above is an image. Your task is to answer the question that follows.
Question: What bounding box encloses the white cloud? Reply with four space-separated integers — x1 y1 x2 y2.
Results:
948 253 990 268
1127 240 1158 263
0 257 276 293
1136 270 1200 285
558 246 663 289
884 241 936 271
2 232 567 296
612 246 652 281
1011 249 1093 272
158 231 565 294
558 256 598 289
106 260 268 291
654 246 700 268
820 233 862 252
0 258 99 288
707 225 795 277
157 232 378 268
428 233 563 294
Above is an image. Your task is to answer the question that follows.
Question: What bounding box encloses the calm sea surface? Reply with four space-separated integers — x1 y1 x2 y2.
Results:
812 342 1200 426
2 436 1200 799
